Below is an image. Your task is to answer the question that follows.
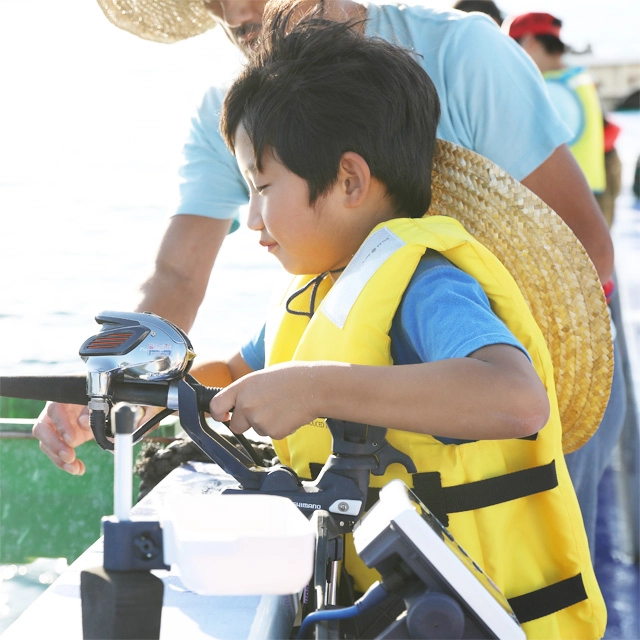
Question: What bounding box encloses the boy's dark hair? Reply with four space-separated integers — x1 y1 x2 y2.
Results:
220 6 441 218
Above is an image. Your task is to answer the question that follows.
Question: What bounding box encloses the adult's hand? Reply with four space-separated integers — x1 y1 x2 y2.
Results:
32 402 93 475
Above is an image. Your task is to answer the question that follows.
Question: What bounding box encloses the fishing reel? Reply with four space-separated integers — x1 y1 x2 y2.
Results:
80 311 196 390
77 311 416 531
78 311 196 450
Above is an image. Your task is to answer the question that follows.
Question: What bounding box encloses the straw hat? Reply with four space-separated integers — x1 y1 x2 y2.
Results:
429 139 613 454
95 0 217 44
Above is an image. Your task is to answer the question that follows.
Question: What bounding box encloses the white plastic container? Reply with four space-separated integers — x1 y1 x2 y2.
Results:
161 493 315 596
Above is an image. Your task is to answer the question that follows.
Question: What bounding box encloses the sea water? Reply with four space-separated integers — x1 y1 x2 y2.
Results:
1 0 639 633
0 1 275 631
0 0 279 379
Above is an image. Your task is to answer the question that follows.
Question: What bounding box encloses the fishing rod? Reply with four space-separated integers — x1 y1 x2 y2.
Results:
1 311 526 640
1 311 405 638
0 310 415 526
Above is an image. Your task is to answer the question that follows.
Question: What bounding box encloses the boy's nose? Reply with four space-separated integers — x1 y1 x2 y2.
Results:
246 198 264 231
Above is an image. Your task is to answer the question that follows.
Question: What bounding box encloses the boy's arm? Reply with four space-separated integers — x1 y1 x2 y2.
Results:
209 344 550 441
190 353 254 387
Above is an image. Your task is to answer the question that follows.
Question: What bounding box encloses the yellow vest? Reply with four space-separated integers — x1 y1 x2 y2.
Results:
265 216 606 639
544 67 606 193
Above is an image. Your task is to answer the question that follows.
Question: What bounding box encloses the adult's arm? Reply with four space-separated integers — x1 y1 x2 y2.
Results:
33 214 233 474
33 81 249 472
135 214 232 332
521 144 614 284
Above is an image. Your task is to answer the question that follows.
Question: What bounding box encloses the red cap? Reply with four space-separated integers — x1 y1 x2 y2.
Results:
603 119 621 153
507 12 562 41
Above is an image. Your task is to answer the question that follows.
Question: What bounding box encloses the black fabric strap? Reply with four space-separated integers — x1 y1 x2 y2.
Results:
365 487 381 512
361 462 584 625
413 460 557 526
508 574 588 623
308 462 324 481
367 460 558 526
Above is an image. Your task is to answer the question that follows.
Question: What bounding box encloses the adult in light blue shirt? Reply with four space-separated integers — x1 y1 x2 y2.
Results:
37 2 615 520
178 4 571 230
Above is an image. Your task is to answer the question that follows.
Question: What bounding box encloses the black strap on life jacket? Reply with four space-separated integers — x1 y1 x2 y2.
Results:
309 462 325 481
313 458 587 623
508 573 588 623
365 460 558 526
364 459 589 622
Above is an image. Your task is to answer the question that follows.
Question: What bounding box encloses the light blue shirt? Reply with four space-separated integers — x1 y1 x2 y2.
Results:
176 4 571 229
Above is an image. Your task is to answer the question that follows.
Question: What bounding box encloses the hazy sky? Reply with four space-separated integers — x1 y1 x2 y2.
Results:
423 0 640 60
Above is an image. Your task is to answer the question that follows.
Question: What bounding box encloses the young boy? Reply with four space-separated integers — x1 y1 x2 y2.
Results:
206 8 605 639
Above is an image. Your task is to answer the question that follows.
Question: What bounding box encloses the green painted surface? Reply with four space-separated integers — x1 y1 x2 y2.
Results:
0 398 46 420
0 399 142 564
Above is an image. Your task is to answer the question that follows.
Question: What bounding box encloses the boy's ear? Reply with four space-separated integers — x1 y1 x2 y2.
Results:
338 152 371 207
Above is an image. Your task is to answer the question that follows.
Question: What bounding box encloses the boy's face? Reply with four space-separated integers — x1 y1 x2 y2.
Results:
234 124 363 275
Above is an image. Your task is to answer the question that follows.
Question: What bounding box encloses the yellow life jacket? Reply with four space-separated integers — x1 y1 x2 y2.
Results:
265 216 606 639
544 67 606 193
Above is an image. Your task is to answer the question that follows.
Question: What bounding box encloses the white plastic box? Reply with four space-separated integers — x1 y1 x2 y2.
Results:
160 493 315 596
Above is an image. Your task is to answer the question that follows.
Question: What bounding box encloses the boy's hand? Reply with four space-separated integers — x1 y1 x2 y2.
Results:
209 362 320 440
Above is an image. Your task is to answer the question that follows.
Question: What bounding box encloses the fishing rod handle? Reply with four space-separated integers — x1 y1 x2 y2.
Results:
0 374 221 413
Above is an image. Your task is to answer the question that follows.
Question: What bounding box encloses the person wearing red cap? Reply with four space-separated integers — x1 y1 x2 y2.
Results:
506 11 623 228
505 13 607 201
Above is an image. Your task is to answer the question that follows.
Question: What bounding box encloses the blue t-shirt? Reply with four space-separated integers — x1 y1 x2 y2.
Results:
241 251 527 445
240 250 527 371
175 5 571 228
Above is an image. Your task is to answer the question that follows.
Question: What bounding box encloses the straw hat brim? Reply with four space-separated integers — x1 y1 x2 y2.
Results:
430 140 613 454
95 0 217 44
